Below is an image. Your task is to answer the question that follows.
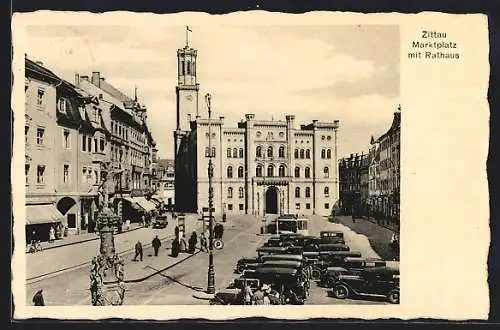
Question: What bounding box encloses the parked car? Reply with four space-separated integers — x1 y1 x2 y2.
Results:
320 230 345 244
264 237 293 248
318 243 350 252
235 257 260 274
152 215 168 229
261 254 304 263
343 257 387 274
253 267 308 305
257 246 290 257
331 266 400 304
319 266 350 288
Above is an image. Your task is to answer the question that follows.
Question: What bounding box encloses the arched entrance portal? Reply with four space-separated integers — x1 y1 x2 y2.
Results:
265 186 279 214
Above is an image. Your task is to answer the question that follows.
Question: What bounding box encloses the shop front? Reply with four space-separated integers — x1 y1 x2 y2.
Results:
25 203 65 243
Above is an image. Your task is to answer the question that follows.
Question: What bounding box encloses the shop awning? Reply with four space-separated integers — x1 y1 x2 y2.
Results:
123 197 156 212
26 204 64 225
133 197 157 212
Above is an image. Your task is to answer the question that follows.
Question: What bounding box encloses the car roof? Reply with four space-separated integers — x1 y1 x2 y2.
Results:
362 266 400 275
322 251 361 257
262 254 303 261
257 246 289 252
254 267 298 276
261 260 302 267
326 267 348 272
344 257 366 262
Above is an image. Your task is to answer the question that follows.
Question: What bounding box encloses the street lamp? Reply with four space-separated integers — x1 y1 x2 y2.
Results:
205 93 215 295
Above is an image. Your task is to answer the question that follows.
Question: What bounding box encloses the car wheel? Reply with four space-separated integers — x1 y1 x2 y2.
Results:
332 284 349 299
387 289 400 304
311 268 322 281
237 265 246 274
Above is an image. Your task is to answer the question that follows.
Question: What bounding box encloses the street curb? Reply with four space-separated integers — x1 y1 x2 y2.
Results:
123 250 202 283
40 226 144 251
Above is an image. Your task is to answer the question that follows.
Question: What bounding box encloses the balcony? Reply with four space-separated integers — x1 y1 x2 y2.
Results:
254 176 291 186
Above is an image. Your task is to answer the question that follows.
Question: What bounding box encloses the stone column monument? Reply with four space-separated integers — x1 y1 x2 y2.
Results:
89 166 126 306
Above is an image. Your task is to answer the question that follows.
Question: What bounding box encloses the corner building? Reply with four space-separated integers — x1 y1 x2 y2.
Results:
174 40 340 217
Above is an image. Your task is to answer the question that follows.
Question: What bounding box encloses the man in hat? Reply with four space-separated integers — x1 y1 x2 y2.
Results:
32 289 45 306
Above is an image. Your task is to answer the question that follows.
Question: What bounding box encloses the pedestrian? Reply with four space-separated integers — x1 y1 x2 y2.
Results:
222 212 227 223
152 236 161 256
243 283 253 305
48 226 55 242
141 214 146 227
200 233 207 252
133 241 143 261
252 284 265 305
179 236 187 253
32 289 45 306
171 237 180 257
188 231 197 253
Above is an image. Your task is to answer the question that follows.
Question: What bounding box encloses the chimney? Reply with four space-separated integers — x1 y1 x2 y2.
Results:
80 75 89 82
100 77 105 84
75 73 80 87
91 72 100 87
35 61 44 67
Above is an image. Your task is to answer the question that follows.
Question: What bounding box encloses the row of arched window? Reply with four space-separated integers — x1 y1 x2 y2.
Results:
321 149 332 159
256 146 285 158
294 186 330 198
227 148 244 158
227 186 245 199
180 60 196 76
294 149 311 159
227 166 245 178
226 165 330 178
255 164 286 177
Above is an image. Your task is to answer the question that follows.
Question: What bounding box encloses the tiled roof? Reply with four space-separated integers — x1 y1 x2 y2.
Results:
25 58 61 83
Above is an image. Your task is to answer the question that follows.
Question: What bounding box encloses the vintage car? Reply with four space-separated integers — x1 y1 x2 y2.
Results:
264 237 293 248
290 235 321 247
257 246 290 257
152 214 169 229
331 266 400 304
343 257 387 274
235 257 260 274
319 266 350 288
253 267 307 305
261 254 304 263
318 243 350 252
313 251 363 271
258 260 303 270
209 288 244 305
320 230 345 244
286 246 303 255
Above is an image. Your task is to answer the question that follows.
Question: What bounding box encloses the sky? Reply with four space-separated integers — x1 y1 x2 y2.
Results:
25 24 400 159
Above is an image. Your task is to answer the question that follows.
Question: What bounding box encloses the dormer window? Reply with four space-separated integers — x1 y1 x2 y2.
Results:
58 98 67 113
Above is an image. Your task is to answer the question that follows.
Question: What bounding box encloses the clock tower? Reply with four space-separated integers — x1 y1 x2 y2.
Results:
176 40 199 132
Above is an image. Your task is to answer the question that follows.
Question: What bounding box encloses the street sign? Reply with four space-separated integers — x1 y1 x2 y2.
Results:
214 239 224 250
177 215 186 238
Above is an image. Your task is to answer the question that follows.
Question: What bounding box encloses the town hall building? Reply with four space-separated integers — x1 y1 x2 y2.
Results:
174 38 340 217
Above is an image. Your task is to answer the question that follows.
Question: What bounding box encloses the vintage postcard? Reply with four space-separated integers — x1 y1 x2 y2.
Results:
11 11 490 320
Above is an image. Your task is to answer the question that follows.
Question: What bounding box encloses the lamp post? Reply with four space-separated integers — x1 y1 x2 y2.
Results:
205 93 215 295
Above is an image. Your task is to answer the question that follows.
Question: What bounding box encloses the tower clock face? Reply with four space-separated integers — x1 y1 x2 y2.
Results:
185 95 193 101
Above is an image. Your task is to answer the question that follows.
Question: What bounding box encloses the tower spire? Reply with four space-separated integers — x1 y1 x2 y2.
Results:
186 26 192 47
134 85 138 102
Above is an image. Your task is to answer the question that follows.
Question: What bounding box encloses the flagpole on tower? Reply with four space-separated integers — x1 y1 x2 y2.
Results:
186 25 192 47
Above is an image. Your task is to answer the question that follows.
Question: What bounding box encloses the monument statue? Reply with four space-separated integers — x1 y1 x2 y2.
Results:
89 163 126 306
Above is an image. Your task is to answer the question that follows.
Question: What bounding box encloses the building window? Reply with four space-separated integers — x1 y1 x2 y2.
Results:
232 148 237 158
58 98 66 113
181 61 185 75
324 166 330 178
25 164 30 185
256 131 261 138
205 147 210 157
239 203 244 211
324 187 329 197
227 166 233 178
238 166 244 178
321 149 326 159
227 187 233 198
300 149 305 159
295 187 300 198
305 187 311 198
36 165 45 184
88 137 92 152
36 127 45 145
296 203 300 210
25 125 29 144
327 149 332 159
295 167 300 178
94 138 98 153
211 147 216 157
186 61 191 75
63 164 69 184
256 165 263 177
256 146 262 158
267 165 274 177
239 148 244 158
82 167 87 184
267 146 273 158
239 187 244 198
306 149 310 159
305 167 311 178
325 203 330 209
306 203 311 209
228 204 233 211
279 146 285 158
63 130 70 149
82 135 87 151
279 165 285 177
100 138 105 152
327 136 332 141
37 88 44 106
294 149 299 159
